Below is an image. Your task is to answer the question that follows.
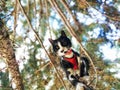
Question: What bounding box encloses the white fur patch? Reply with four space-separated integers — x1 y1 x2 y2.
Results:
76 83 85 90
57 42 73 58
57 42 65 56
67 68 74 80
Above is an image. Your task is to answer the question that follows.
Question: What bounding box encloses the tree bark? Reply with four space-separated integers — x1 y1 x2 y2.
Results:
0 20 24 90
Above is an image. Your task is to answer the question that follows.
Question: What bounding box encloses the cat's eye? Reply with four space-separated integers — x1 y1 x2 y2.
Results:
55 46 59 50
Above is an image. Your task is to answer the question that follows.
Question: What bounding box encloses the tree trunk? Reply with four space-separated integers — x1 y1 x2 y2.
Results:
0 20 24 90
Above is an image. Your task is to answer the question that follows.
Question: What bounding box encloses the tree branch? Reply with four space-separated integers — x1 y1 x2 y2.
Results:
60 0 83 31
17 0 67 89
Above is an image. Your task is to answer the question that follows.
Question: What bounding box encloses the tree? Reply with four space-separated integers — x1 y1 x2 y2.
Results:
0 20 24 89
0 0 120 90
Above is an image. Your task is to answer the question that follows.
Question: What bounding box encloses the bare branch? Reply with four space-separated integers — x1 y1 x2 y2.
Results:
60 0 83 33
17 0 67 89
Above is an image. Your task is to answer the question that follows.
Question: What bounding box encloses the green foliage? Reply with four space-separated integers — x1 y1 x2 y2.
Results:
0 0 120 90
0 72 12 90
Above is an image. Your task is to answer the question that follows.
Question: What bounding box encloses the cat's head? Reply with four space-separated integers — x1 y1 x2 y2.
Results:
49 31 73 58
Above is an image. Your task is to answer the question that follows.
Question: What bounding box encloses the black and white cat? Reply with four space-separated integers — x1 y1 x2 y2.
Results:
49 31 91 90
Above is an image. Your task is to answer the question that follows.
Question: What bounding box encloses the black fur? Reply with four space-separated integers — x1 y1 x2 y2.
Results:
49 31 72 53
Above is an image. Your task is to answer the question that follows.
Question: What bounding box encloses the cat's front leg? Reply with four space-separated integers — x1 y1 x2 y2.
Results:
76 56 82 76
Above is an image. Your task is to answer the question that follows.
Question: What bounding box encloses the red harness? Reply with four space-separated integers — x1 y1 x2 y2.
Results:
63 54 79 70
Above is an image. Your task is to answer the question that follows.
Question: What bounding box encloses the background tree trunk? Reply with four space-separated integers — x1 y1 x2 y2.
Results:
0 20 24 90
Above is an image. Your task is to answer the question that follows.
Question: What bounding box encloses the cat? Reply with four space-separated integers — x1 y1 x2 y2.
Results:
49 31 91 90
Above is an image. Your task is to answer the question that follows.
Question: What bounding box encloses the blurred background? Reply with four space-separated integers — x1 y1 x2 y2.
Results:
0 0 120 90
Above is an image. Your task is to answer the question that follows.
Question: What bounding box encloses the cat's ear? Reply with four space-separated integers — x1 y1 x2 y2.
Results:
61 30 67 37
49 38 54 44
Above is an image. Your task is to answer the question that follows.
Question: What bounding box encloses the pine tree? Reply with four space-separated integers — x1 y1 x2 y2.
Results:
0 0 120 90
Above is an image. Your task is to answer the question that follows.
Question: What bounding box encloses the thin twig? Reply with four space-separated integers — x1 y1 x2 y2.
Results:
0 0 5 5
60 0 83 31
35 61 51 74
13 0 18 46
34 0 37 16
84 0 120 21
45 0 52 38
0 67 6 72
17 0 67 89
